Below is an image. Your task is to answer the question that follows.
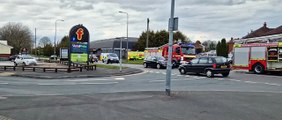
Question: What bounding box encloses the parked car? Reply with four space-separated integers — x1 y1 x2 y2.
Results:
143 56 167 69
9 55 18 61
101 53 120 64
49 55 58 60
14 55 37 66
178 56 231 77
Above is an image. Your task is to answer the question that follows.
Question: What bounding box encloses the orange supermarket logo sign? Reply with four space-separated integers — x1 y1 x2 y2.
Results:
76 28 84 41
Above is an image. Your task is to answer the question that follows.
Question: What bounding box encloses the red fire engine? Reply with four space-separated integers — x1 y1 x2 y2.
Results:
144 43 196 66
233 42 282 73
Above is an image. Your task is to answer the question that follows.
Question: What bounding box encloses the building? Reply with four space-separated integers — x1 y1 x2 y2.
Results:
0 40 13 59
90 37 138 58
235 22 282 43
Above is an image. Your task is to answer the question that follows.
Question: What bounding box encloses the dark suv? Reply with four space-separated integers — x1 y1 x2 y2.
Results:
178 56 231 77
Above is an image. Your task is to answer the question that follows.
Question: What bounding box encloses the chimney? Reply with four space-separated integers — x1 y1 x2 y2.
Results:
263 22 267 27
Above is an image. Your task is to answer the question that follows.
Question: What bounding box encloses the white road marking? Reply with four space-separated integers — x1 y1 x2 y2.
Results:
66 78 109 82
228 79 241 82
115 78 125 80
37 83 76 86
162 72 166 75
155 72 160 74
0 96 7 100
76 82 119 85
255 75 282 79
263 82 281 86
149 80 165 83
0 82 9 85
177 75 182 77
244 81 257 84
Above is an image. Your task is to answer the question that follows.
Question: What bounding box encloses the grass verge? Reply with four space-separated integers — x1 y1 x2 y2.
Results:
122 59 143 64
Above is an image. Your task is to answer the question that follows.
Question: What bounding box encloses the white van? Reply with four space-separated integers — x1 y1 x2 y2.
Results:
101 53 119 64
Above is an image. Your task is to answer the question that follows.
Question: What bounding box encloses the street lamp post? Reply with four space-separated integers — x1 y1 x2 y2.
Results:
54 19 64 55
118 11 129 59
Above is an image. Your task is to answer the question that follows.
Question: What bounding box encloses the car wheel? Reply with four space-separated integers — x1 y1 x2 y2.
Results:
179 68 186 75
106 60 109 64
222 72 229 77
143 63 148 68
253 64 264 74
206 70 214 78
157 64 161 69
14 62 17 67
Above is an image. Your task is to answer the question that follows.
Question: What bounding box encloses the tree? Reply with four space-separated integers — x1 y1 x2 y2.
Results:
0 22 33 54
216 41 221 56
42 44 54 56
58 36 70 48
221 38 228 57
39 36 51 47
135 30 189 51
209 42 216 50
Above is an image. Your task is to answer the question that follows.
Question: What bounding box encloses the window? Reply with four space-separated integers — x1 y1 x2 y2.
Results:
214 57 227 63
191 58 199 64
208 58 213 64
176 47 181 55
146 56 151 61
199 58 208 64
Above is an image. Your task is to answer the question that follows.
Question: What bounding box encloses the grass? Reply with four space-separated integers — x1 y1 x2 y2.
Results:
122 59 144 64
95 64 127 69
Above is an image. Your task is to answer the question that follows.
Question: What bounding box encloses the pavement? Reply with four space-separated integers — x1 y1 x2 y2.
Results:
0 91 281 120
0 61 143 79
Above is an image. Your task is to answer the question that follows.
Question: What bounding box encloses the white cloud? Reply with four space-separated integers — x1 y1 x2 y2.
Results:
0 0 281 43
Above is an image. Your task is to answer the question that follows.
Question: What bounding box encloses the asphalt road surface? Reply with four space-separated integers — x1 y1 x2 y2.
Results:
0 64 281 120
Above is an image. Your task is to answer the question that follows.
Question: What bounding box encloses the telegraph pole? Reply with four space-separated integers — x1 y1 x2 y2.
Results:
146 18 150 48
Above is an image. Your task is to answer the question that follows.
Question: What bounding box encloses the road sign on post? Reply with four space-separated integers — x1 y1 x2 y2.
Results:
68 24 90 72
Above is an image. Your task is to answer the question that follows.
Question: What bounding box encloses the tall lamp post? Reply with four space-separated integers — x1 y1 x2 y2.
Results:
54 19 64 55
118 11 129 59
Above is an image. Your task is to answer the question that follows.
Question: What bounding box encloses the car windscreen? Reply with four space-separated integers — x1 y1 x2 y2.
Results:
214 57 227 63
181 47 195 54
23 56 34 59
109 53 117 57
156 56 165 60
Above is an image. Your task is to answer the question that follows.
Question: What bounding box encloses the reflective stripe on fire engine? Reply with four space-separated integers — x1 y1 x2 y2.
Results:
184 55 196 58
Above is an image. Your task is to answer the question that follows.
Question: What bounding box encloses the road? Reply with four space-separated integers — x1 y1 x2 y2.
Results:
0 64 282 120
0 64 281 96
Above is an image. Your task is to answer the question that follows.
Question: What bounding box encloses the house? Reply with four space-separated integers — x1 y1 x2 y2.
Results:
0 40 13 59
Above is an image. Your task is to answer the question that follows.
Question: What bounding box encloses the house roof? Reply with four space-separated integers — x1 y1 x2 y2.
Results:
242 22 274 39
0 40 13 48
262 25 282 36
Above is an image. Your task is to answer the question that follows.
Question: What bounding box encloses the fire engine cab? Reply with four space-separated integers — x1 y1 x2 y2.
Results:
144 43 196 67
233 42 282 74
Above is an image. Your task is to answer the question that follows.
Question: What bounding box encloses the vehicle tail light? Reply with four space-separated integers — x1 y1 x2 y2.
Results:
213 64 217 69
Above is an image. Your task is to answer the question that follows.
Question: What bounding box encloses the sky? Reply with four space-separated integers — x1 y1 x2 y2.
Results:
0 0 282 43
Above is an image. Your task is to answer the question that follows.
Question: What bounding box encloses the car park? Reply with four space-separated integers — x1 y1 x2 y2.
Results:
178 56 231 77
143 56 167 69
14 55 37 66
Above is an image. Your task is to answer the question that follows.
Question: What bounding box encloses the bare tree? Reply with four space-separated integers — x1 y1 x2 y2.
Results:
39 36 52 47
0 22 33 54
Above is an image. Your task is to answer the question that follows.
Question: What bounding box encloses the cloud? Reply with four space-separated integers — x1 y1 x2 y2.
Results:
0 0 281 43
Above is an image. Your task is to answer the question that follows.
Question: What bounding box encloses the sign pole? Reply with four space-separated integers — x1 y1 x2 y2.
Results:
165 0 175 96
